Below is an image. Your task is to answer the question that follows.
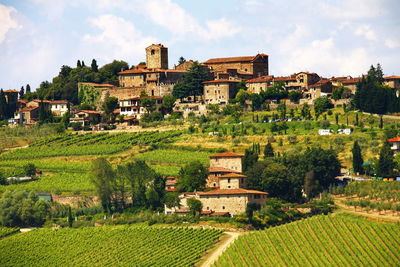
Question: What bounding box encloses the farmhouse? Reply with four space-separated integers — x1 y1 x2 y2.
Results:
203 79 240 104
388 137 400 154
70 110 101 126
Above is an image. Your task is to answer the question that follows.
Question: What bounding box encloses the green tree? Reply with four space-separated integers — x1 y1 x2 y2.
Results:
278 101 286 119
164 192 181 209
261 162 292 200
19 86 25 99
0 89 8 120
377 142 395 177
246 202 260 222
261 82 287 100
102 94 118 122
61 111 71 129
243 148 259 171
140 93 157 114
23 163 36 176
235 89 251 107
91 59 98 72
264 142 274 158
314 96 333 116
90 158 114 213
352 141 364 174
187 198 202 216
67 206 73 227
177 161 208 192
26 84 31 93
77 60 82 68
288 90 302 103
161 95 176 114
301 103 311 119
303 170 315 200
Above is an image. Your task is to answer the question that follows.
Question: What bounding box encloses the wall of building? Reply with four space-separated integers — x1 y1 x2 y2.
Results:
119 74 145 87
210 157 242 172
146 45 168 69
219 177 246 189
200 194 249 215
204 83 231 104
247 82 269 94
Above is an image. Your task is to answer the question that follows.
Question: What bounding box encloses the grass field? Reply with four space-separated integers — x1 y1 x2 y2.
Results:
0 226 222 267
0 227 19 239
213 214 400 267
134 149 212 166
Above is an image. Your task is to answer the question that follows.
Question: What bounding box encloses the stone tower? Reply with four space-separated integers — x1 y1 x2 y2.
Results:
146 44 168 69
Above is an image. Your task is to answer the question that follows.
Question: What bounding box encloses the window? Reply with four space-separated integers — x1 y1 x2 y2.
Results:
241 178 244 184
222 206 225 210
227 178 231 183
254 194 261 199
151 90 154 96
213 183 216 187
151 49 155 55
228 186 231 189
206 206 209 210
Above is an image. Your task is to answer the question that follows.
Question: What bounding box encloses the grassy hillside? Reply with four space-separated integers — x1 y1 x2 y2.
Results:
0 226 222 267
213 214 400 266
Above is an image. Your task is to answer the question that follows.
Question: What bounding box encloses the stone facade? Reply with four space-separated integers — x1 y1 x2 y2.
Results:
203 80 240 104
246 76 273 94
146 44 168 69
203 54 269 79
307 80 333 99
209 152 243 173
219 173 247 189
384 76 400 96
341 78 361 94
117 96 162 119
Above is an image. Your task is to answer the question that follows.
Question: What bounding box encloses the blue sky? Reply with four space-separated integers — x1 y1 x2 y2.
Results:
0 0 399 90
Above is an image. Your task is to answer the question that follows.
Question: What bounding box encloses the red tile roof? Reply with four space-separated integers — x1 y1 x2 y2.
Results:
4 89 19 93
246 76 274 83
79 110 101 114
384 76 400 80
50 100 69 104
19 107 38 112
80 82 115 87
210 152 244 158
210 212 230 216
388 137 400 142
208 167 240 173
274 76 296 82
219 173 247 179
203 54 268 64
118 68 185 75
309 79 331 88
203 79 240 84
342 78 361 84
198 188 268 196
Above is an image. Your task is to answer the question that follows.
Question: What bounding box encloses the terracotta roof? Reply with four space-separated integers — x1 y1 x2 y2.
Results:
79 110 101 114
274 76 296 82
4 89 19 93
210 152 244 158
199 210 213 215
219 173 247 179
208 167 240 173
121 96 162 101
19 107 38 112
246 76 274 83
203 79 240 84
298 72 318 76
203 54 268 64
118 68 185 75
50 100 69 104
309 79 331 88
342 78 361 84
32 100 51 103
388 137 400 142
198 188 268 196
18 99 28 103
330 76 349 81
80 82 115 87
384 76 400 80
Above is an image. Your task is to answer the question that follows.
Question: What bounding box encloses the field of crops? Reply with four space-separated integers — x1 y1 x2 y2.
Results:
213 214 400 266
0 227 19 239
0 226 222 266
30 130 182 147
135 149 212 166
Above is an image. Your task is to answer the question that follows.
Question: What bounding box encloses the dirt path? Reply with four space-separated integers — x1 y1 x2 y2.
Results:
199 232 243 267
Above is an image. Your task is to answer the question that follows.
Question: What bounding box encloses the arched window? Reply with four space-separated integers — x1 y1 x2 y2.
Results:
151 49 155 55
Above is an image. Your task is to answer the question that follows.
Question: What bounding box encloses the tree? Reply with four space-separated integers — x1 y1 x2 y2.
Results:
277 101 286 119
23 163 36 177
77 60 82 68
90 158 114 213
246 202 260 222
335 113 339 124
91 59 98 72
288 91 302 103
261 82 287 100
0 89 8 120
314 96 333 116
301 103 311 119
0 170 6 185
178 57 186 65
164 192 181 209
19 86 25 99
26 84 31 93
172 82 187 101
102 94 118 122
177 161 208 192
67 206 73 227
352 141 363 174
377 142 395 177
264 142 274 158
261 162 293 200
61 111 71 129
187 198 202 216
161 95 176 114
140 93 157 114
243 148 258 172
303 170 315 200
235 89 251 107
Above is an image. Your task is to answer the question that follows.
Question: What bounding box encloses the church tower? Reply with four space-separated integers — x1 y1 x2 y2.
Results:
146 44 168 69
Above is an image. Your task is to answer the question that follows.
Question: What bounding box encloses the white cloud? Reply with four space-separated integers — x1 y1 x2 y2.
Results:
82 14 158 63
385 39 400 49
355 25 377 41
0 4 21 44
32 0 68 20
318 0 388 19
203 18 240 40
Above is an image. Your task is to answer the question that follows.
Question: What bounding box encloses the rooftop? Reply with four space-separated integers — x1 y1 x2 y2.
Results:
203 79 240 84
208 167 240 173
198 188 268 196
219 173 247 179
246 76 274 83
4 89 19 93
388 137 400 142
384 76 400 80
203 54 268 64
210 152 244 158
342 78 361 84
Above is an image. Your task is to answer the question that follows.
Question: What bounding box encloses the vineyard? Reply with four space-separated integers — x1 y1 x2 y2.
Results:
0 226 222 266
333 181 400 215
213 214 400 266
135 149 212 166
0 227 19 239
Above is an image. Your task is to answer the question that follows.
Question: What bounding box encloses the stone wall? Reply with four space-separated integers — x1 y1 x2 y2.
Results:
210 157 242 173
146 45 168 69
219 177 246 189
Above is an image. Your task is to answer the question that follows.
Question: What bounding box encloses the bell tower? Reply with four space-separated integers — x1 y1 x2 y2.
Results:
146 44 168 69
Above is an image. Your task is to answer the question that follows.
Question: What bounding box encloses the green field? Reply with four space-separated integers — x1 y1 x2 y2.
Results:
213 214 400 266
0 227 19 239
135 149 212 166
0 226 222 267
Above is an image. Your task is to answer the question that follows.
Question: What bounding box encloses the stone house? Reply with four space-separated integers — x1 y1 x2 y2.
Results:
388 137 400 155
246 75 274 94
115 96 162 121
207 167 240 188
306 80 333 99
50 100 70 116
203 54 269 79
341 77 361 94
203 80 240 104
70 110 101 126
14 106 39 124
384 76 400 96
209 152 244 173
146 44 168 69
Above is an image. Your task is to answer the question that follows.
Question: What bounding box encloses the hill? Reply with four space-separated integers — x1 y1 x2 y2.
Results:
213 214 400 266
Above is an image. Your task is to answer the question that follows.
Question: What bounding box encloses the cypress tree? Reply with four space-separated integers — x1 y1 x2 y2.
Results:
91 59 98 72
82 60 85 67
77 60 82 68
264 142 274 158
26 84 31 93
377 142 395 177
352 141 363 174
0 89 8 120
19 86 25 99
67 206 73 227
379 115 383 129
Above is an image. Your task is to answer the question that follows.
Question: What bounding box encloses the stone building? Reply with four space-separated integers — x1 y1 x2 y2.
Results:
341 77 361 94
207 167 240 188
50 100 70 116
203 54 269 79
384 76 400 96
115 96 162 123
146 44 168 69
246 75 274 94
203 80 240 104
306 79 333 99
209 152 244 173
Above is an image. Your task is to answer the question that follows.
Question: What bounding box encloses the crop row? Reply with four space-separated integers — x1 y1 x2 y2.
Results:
213 214 400 266
135 149 212 166
0 226 222 266
0 144 130 160
334 180 400 202
0 227 19 239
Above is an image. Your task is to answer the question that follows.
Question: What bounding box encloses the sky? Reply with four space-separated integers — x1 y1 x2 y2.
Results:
0 0 399 90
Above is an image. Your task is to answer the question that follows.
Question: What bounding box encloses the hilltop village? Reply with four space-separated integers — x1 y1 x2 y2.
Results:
2 43 399 126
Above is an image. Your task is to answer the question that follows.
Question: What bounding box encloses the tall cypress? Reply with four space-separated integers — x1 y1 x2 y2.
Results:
26 84 31 93
19 86 25 99
352 141 363 174
0 89 8 120
377 142 395 177
264 142 274 158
